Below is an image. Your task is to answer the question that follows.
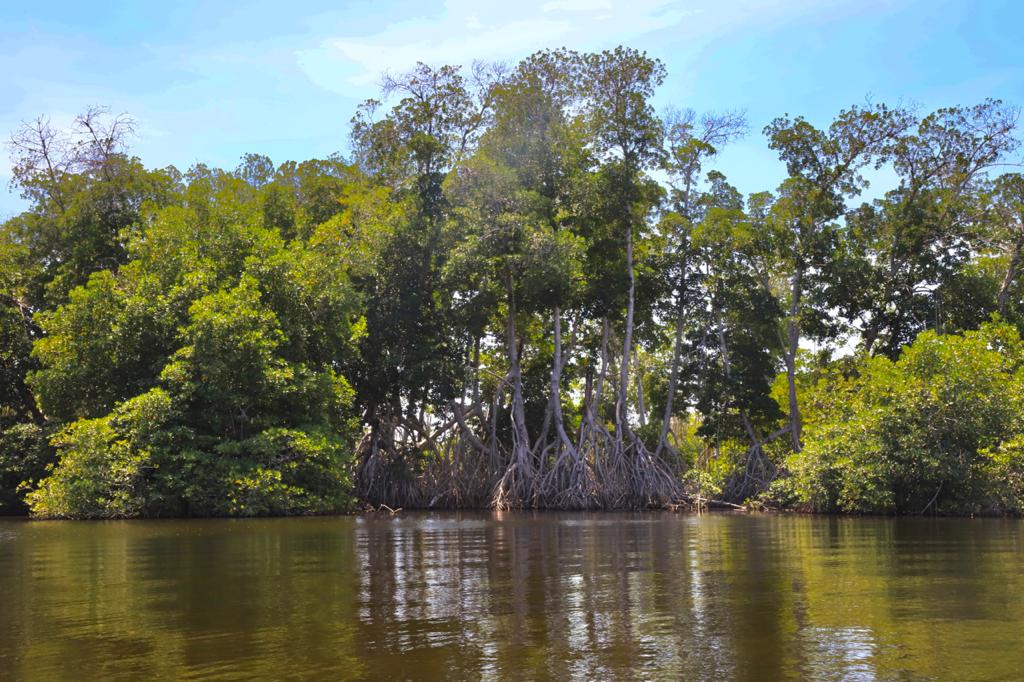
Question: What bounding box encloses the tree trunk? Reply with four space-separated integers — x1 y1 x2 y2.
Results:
785 266 804 452
507 281 531 458
634 348 647 429
494 271 535 509
579 317 611 450
654 299 685 459
472 334 481 407
550 306 576 453
998 234 1024 314
594 317 610 417
617 224 637 444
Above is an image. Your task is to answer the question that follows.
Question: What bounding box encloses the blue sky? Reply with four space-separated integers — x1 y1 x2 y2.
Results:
1 0 1021 218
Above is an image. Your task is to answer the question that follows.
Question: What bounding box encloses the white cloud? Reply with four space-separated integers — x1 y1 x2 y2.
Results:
295 0 694 92
542 0 613 12
134 119 170 140
301 17 572 88
292 0 893 94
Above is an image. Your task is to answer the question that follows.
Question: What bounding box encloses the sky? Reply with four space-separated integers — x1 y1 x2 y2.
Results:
1 0 1022 218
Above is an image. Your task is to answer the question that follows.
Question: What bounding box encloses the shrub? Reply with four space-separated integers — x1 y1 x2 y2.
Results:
26 388 175 518
788 323 1024 514
0 423 54 514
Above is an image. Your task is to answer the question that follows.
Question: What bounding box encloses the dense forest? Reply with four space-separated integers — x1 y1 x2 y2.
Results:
2 47 1023 518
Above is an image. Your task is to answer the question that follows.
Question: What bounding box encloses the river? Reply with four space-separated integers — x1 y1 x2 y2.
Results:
1 513 1021 680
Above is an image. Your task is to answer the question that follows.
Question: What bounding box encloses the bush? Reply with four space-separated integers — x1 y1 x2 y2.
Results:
979 435 1024 513
214 428 353 516
25 388 356 518
26 388 176 518
0 422 54 514
788 323 1024 514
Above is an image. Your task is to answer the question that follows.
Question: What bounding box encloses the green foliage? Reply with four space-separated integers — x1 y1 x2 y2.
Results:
26 388 177 518
0 304 36 420
14 144 363 518
788 323 1024 514
0 422 53 514
2 54 1023 516
31 270 152 421
684 437 746 501
219 428 353 516
978 435 1024 513
25 388 354 518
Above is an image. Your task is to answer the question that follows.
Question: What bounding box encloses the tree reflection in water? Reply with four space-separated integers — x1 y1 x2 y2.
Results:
1 514 1022 680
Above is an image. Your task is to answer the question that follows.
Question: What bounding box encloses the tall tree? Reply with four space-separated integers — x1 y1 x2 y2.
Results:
349 61 506 506
576 47 682 505
838 100 1019 357
763 103 914 450
990 173 1024 315
655 109 746 460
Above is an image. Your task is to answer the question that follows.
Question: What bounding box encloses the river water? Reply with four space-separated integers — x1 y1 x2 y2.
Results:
0 513 1022 680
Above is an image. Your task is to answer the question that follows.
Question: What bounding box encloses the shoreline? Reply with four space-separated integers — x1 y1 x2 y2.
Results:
5 505 1019 521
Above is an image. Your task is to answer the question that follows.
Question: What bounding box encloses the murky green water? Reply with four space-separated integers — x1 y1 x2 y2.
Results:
1 513 1022 681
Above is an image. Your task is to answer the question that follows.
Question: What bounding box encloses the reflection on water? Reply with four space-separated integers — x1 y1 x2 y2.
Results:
1 513 1022 681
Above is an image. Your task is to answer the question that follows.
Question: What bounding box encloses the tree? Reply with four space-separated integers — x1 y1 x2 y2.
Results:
347 61 508 506
573 47 684 506
446 52 590 506
688 175 786 499
985 173 1024 316
837 100 1020 357
22 162 361 518
656 110 746 460
763 103 914 450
